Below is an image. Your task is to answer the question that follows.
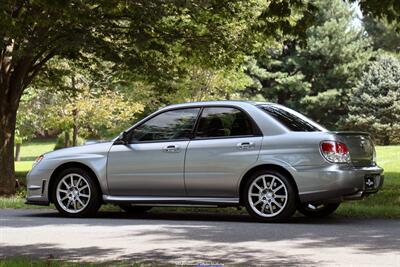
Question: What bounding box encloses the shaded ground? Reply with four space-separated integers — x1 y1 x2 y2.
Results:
1 209 399 266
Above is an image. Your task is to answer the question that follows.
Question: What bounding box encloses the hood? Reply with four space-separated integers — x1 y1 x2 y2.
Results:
44 141 114 159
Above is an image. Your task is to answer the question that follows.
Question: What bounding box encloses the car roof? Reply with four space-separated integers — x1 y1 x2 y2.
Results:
160 100 274 110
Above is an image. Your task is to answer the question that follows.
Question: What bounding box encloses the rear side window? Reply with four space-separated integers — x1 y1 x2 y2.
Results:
195 107 254 138
259 105 323 132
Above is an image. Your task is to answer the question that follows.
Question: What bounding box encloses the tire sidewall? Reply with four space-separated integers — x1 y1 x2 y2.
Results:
52 167 101 217
243 170 297 222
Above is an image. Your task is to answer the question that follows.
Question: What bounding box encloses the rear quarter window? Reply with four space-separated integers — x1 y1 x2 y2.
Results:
259 105 324 132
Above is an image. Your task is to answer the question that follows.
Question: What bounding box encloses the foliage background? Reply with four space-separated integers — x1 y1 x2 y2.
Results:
16 0 398 145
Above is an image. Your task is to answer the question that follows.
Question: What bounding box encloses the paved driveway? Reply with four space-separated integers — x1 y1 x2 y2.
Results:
1 209 400 266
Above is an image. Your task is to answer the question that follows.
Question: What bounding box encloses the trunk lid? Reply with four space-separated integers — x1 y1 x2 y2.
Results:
333 132 375 167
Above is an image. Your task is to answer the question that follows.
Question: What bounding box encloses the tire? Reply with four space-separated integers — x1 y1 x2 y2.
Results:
52 167 102 217
298 203 340 218
243 169 297 222
119 204 152 213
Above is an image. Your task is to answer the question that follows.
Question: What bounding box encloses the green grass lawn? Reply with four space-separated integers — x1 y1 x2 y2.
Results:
1 140 399 218
14 139 56 183
337 145 400 218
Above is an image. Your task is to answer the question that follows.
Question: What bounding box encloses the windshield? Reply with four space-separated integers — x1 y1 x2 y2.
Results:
259 104 327 132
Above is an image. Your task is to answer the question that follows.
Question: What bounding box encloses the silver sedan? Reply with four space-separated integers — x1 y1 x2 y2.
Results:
26 101 384 222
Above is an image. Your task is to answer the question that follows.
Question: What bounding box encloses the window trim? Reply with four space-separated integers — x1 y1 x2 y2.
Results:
127 107 202 144
124 104 263 144
192 105 262 141
257 104 325 132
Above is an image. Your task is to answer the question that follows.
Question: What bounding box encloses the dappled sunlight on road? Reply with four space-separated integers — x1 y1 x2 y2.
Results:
1 209 400 266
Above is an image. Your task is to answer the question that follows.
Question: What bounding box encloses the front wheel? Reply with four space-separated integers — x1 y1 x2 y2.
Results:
297 203 340 218
52 167 102 217
243 170 297 222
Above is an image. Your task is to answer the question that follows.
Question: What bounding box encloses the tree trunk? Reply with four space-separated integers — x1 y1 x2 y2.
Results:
72 124 78 147
15 143 21 161
383 135 390 146
0 36 56 195
0 103 18 195
64 131 70 147
72 108 78 147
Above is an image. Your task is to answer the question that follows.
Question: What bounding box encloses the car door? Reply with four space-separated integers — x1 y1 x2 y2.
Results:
185 106 263 197
107 107 201 196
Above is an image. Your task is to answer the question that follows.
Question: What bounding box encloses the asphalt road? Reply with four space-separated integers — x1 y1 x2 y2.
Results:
1 208 400 266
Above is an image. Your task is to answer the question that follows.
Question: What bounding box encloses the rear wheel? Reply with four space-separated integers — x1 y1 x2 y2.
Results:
243 170 297 222
119 204 152 214
298 203 340 218
52 167 102 217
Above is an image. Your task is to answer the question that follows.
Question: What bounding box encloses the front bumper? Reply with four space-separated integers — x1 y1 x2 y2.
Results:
25 167 52 206
297 164 384 203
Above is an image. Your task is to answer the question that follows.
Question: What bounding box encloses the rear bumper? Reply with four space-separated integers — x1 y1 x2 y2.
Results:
297 165 384 203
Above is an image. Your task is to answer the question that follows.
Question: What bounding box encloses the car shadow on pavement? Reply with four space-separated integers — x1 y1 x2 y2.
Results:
16 208 358 224
2 209 400 256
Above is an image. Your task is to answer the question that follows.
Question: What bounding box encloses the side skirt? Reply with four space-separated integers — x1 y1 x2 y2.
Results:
103 195 240 206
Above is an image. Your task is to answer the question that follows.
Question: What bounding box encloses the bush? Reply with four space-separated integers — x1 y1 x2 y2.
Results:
54 130 85 150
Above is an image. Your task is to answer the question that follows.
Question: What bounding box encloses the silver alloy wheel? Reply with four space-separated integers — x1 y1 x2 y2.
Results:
248 174 288 217
56 173 91 214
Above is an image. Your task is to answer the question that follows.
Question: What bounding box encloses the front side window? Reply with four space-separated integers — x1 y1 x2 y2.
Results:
130 108 200 142
195 107 254 138
259 105 325 132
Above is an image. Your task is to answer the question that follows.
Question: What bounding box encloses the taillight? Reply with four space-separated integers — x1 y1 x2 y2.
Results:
320 141 351 163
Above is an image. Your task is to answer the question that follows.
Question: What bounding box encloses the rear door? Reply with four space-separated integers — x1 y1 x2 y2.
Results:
184 106 263 197
107 108 200 196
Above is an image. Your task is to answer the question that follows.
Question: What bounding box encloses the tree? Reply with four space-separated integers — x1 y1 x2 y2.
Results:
244 41 311 108
161 64 252 103
44 88 144 141
1 0 318 194
352 0 400 30
245 0 373 129
298 0 373 129
364 15 400 53
346 55 400 145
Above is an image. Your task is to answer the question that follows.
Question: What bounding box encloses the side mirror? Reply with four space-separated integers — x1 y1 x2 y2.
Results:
114 131 128 145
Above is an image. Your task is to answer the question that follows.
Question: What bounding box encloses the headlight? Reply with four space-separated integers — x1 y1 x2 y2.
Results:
32 155 44 168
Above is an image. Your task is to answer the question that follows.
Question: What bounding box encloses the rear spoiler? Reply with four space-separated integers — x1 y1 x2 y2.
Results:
329 131 370 136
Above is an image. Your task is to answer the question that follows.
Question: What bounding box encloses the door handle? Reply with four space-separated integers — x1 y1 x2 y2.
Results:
163 145 180 153
237 142 255 150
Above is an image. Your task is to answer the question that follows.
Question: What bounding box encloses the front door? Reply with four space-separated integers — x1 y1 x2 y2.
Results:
185 107 263 197
107 108 201 196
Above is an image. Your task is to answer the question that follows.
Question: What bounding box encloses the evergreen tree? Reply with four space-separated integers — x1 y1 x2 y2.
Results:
346 55 400 145
245 0 373 129
364 15 400 53
298 0 373 129
244 41 311 109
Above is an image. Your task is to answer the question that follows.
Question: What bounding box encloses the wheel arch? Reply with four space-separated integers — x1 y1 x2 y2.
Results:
48 162 102 203
238 164 299 205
